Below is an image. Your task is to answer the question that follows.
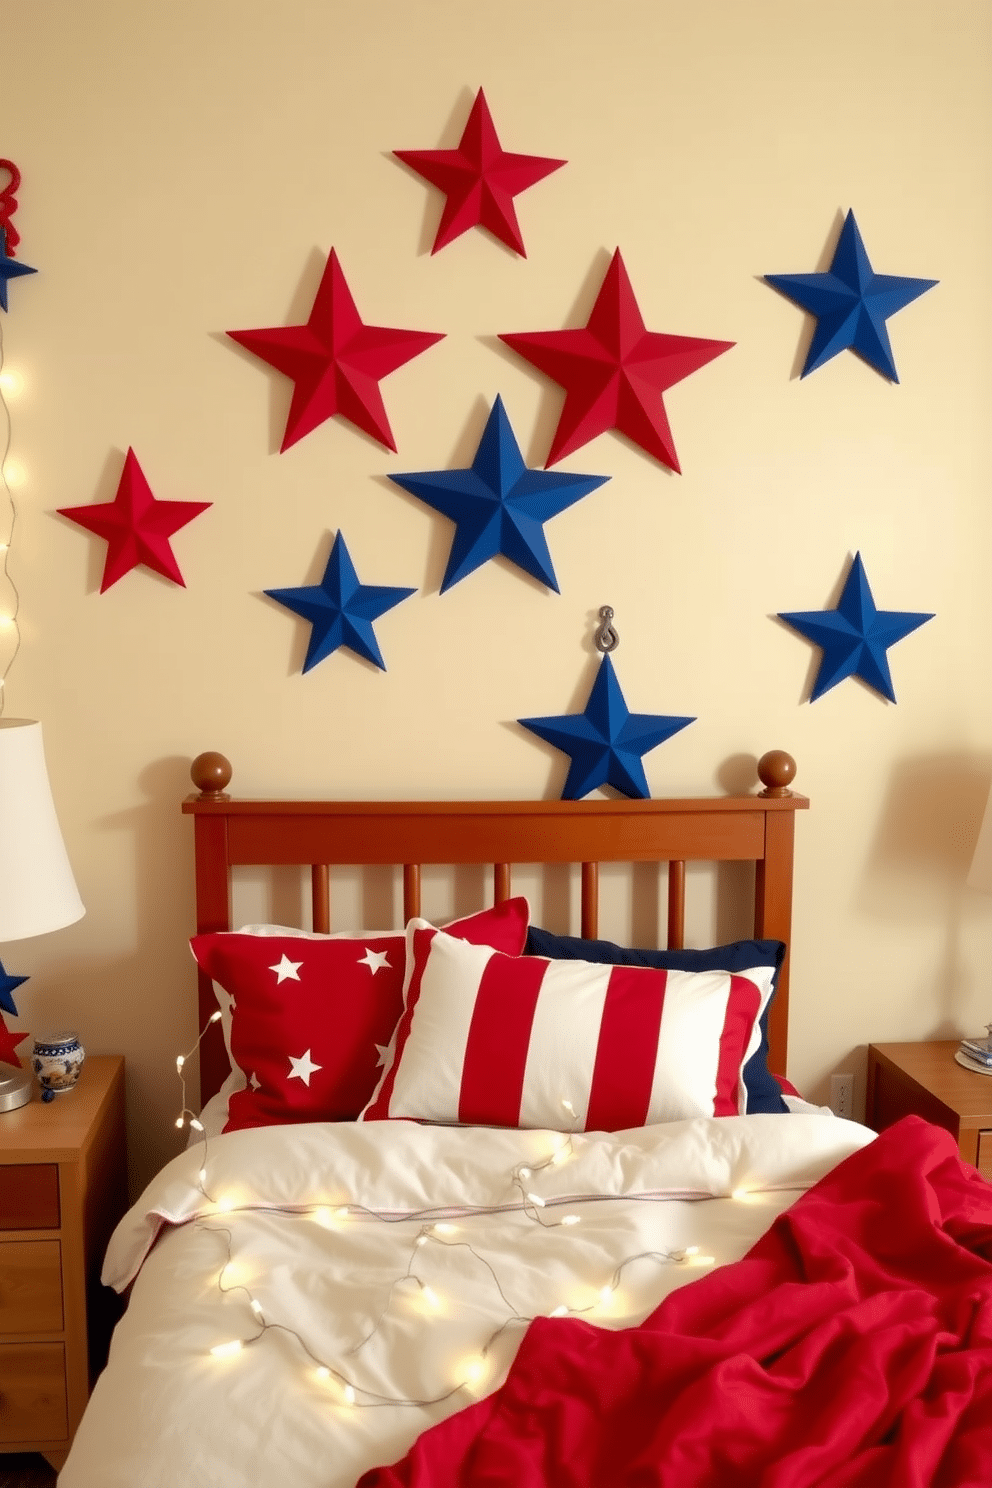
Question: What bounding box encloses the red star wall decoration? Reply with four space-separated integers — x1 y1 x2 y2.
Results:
394 88 566 257
500 249 734 471
227 249 445 453
58 448 211 591
0 1013 28 1067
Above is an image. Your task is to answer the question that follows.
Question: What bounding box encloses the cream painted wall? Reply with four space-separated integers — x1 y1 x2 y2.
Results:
2 0 990 1190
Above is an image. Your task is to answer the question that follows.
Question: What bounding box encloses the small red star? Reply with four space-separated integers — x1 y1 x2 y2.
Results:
394 88 566 257
228 250 445 453
58 448 211 591
0 1014 29 1067
499 249 735 470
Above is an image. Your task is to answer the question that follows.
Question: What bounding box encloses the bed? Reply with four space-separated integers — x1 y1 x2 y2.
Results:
57 750 992 1487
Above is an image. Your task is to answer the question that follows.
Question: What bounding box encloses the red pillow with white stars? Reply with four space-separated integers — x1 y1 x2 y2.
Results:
190 898 529 1132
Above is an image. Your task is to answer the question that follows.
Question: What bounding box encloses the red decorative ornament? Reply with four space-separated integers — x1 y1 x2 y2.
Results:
0 160 22 257
500 249 735 471
0 1014 28 1067
58 448 212 592
227 250 445 453
395 88 566 257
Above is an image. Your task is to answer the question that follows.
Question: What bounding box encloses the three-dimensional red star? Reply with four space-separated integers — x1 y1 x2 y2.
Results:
58 448 211 591
0 1013 28 1067
500 249 734 470
227 250 445 453
394 88 566 257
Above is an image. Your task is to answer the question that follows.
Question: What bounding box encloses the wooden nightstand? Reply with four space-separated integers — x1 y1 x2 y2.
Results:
866 1041 992 1181
0 1054 126 1471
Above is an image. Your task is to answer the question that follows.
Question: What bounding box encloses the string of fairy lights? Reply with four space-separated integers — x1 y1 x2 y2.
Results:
0 161 31 716
173 1031 734 1413
0 316 23 715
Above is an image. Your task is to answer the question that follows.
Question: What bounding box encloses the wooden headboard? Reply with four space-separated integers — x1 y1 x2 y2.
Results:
182 750 809 1105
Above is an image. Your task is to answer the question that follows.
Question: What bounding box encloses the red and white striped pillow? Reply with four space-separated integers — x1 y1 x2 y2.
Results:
362 926 777 1130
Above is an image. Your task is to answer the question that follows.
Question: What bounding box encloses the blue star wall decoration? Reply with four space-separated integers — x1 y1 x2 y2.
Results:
265 531 415 672
518 653 694 799
764 210 937 381
778 552 934 703
388 396 609 592
0 228 37 312
0 959 28 1017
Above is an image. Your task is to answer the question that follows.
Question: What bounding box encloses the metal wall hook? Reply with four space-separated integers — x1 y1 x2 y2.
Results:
593 605 619 653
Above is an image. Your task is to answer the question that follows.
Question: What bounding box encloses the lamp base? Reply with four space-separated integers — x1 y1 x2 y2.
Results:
0 1062 33 1112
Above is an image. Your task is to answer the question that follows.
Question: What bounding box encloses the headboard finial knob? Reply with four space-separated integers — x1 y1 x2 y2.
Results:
757 749 797 798
191 751 232 799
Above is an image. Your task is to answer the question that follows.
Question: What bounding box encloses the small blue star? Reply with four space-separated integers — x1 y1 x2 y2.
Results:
518 654 694 800
764 211 937 381
0 959 28 1017
388 396 609 592
779 552 933 703
0 229 37 313
265 531 415 672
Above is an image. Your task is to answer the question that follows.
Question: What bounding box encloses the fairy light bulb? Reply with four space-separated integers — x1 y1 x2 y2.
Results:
342 1383 356 1405
420 1284 440 1310
462 1357 486 1386
210 1339 243 1359
525 1191 546 1208
176 1055 185 1072
250 1299 264 1320
560 1214 580 1227
549 1305 569 1318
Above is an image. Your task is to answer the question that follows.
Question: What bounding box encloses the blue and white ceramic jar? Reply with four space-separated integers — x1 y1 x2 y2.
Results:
32 1032 86 1100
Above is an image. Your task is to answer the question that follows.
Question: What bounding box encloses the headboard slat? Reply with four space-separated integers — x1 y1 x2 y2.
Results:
311 864 330 935
667 861 686 949
580 862 599 939
403 864 421 922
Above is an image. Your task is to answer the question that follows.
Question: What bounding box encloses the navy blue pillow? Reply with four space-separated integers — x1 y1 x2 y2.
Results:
524 926 788 1115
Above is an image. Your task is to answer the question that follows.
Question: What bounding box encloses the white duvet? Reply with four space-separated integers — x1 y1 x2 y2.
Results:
60 1111 875 1488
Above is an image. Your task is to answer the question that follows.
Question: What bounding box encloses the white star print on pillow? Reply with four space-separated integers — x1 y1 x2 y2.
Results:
288 1049 322 1086
270 954 303 983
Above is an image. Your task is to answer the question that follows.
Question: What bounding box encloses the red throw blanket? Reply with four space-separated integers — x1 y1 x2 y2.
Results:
356 1117 992 1487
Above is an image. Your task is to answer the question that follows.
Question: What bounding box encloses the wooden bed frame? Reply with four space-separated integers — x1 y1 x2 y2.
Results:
182 750 809 1105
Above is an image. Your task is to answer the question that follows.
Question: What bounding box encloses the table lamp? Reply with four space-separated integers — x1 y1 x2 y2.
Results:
0 718 84 1111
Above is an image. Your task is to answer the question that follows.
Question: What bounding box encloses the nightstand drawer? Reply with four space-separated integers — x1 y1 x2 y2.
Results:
0 1165 60 1230
0 1241 63 1333
0 1342 67 1443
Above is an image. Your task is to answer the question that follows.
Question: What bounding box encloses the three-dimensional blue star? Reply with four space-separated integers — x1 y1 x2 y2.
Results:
265 531 415 672
0 229 37 312
778 552 934 703
518 654 694 799
388 396 609 592
764 210 937 381
0 960 28 1017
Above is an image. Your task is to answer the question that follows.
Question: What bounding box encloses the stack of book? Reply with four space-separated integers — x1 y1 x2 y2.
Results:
958 1032 992 1070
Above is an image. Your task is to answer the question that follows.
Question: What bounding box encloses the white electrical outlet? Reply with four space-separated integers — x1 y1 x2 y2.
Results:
830 1072 855 1118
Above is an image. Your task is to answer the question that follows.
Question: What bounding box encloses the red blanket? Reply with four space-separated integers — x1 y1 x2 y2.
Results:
356 1117 992 1487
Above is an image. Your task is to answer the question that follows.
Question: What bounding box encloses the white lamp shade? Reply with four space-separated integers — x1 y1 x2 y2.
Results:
969 785 992 897
0 719 84 941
